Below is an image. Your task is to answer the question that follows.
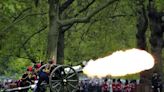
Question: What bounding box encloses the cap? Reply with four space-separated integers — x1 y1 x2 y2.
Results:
27 66 33 71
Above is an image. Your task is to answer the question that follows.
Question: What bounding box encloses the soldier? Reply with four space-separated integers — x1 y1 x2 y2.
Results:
34 60 54 92
101 78 109 92
151 72 162 92
116 79 123 92
124 80 132 92
112 79 117 92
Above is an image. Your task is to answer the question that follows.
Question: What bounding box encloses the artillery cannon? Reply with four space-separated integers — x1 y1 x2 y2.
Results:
3 63 85 92
38 63 85 92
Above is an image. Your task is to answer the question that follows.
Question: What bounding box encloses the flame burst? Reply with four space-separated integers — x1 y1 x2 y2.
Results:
83 48 154 78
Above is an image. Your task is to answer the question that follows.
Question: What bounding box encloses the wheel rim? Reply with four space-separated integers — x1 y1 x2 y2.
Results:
38 64 47 72
49 65 79 92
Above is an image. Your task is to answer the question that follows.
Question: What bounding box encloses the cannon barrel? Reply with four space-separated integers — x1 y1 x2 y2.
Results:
64 61 87 74
65 65 83 74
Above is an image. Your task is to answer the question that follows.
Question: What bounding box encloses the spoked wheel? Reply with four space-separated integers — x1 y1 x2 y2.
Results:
49 65 79 92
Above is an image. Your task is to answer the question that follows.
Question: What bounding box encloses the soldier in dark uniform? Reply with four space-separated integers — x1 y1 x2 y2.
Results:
151 72 162 92
35 60 54 92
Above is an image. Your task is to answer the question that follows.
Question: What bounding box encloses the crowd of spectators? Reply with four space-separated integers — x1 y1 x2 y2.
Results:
77 78 139 92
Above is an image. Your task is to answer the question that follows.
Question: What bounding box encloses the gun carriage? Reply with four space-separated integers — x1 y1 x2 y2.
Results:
39 64 84 92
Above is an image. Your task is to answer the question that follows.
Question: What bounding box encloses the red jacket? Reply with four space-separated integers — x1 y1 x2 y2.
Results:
124 84 132 92
112 83 117 91
116 83 122 91
102 83 109 91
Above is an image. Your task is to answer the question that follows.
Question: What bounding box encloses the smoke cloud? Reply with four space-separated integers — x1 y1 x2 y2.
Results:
83 48 154 78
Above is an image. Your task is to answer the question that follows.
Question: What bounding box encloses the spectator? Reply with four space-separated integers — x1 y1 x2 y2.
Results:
80 81 85 92
83 80 89 92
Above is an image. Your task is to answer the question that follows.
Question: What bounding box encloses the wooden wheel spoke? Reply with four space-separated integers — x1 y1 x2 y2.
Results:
59 67 66 76
57 86 62 92
51 80 62 83
54 69 63 79
66 68 72 78
67 79 78 82
54 87 61 92
52 73 61 79
52 82 61 89
68 82 77 89
67 68 72 74
63 68 67 75
66 85 71 92
67 73 76 79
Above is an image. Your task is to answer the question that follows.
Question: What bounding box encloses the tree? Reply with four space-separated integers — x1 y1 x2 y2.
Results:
135 0 150 84
136 0 148 50
148 0 164 75
0 0 48 74
47 0 119 64
64 0 137 64
135 0 164 84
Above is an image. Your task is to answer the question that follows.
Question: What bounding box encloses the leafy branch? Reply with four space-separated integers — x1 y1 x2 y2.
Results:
0 12 47 34
58 0 119 26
